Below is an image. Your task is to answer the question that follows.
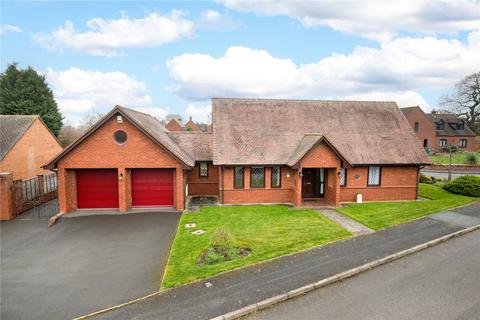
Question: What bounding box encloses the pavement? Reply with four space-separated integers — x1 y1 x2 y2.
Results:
316 208 374 236
246 228 480 320
421 169 480 179
0 211 181 320
93 202 480 320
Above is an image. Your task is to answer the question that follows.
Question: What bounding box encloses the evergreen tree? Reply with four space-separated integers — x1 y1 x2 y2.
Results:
0 63 63 136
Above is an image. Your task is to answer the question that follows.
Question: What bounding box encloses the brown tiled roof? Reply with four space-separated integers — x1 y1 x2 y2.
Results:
213 98 430 165
400 106 420 117
185 117 202 131
0 115 37 160
427 113 476 137
44 106 195 169
165 118 184 131
167 132 213 161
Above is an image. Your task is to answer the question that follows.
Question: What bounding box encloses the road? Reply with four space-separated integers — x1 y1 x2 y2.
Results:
421 169 480 180
246 229 480 320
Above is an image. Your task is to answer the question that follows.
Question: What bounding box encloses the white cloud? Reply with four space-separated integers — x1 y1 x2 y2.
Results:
167 31 480 106
35 11 194 56
346 91 431 109
46 67 154 125
197 10 242 32
0 24 22 34
133 107 170 121
184 103 212 123
220 0 480 41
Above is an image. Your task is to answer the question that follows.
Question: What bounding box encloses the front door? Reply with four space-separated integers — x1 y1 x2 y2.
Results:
302 168 325 198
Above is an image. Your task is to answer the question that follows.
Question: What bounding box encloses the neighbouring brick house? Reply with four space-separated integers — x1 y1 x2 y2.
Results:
1 115 63 180
401 106 477 152
44 99 429 213
165 116 203 132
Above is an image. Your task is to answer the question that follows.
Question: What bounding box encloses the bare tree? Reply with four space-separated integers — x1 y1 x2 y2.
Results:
439 72 480 131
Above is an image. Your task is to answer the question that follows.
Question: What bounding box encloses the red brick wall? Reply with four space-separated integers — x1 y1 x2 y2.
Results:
402 108 436 151
222 166 296 204
0 118 63 180
435 136 476 152
56 116 185 212
188 162 219 196
340 166 419 202
0 173 14 220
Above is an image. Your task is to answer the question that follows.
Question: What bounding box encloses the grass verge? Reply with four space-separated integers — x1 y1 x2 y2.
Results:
429 151 479 164
162 205 351 289
338 184 478 231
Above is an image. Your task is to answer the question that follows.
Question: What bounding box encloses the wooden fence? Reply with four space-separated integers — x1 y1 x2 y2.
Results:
12 173 58 216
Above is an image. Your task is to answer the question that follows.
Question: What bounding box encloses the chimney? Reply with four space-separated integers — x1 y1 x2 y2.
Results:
431 108 437 115
189 116 192 121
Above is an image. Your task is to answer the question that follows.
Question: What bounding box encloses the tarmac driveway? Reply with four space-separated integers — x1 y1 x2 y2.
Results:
0 211 181 320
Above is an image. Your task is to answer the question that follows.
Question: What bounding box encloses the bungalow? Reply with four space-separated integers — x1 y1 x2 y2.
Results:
44 98 429 213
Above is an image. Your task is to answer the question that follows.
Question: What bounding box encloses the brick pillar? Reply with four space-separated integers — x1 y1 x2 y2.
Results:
58 168 77 213
118 167 130 213
265 167 271 189
294 168 302 207
175 168 185 211
0 173 14 220
244 167 251 189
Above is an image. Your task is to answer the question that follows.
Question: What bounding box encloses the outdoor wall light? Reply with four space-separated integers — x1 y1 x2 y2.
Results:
286 173 290 178
119 173 123 180
299 172 304 177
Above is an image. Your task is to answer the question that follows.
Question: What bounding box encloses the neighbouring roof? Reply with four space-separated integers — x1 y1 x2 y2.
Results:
213 98 430 165
185 117 202 131
167 132 213 161
0 115 37 160
399 106 420 117
427 113 476 137
44 106 195 169
165 118 184 131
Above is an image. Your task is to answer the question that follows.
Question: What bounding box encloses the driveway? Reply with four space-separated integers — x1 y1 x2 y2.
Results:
0 211 181 320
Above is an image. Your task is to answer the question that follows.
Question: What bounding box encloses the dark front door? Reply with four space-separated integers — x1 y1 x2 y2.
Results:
302 168 325 198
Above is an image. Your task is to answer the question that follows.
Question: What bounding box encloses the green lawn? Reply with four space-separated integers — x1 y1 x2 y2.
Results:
430 152 479 164
162 205 351 289
338 184 478 231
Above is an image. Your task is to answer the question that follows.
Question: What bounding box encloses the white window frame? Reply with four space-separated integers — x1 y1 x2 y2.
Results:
367 166 381 186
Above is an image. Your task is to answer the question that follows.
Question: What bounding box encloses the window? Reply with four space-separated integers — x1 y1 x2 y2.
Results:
234 167 244 189
367 166 381 186
457 123 465 130
340 168 347 186
423 139 428 147
459 139 467 148
436 122 445 130
199 162 208 177
414 122 419 133
439 139 447 147
250 167 265 188
114 130 127 144
271 167 281 188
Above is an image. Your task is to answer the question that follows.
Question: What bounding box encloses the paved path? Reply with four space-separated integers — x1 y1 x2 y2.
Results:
316 208 374 236
94 202 480 320
1 211 181 320
16 199 58 220
247 229 480 320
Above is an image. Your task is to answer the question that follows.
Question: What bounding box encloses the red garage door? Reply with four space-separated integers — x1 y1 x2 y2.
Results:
131 169 174 207
76 169 119 209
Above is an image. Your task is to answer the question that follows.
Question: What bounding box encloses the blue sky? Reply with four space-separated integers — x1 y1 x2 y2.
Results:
1 1 480 125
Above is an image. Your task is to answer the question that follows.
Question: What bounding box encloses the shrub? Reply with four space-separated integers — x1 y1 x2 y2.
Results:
443 176 480 197
210 226 235 249
419 175 433 184
465 153 478 164
441 145 457 153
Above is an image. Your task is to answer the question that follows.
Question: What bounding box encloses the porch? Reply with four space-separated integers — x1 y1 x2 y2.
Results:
299 167 340 207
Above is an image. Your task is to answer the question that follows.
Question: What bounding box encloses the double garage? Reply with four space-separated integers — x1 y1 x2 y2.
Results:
75 169 174 209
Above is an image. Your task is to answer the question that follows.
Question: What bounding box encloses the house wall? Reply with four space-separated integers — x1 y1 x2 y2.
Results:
435 135 477 152
56 116 185 213
0 118 63 180
222 166 296 204
402 108 436 150
188 162 219 196
339 166 419 202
